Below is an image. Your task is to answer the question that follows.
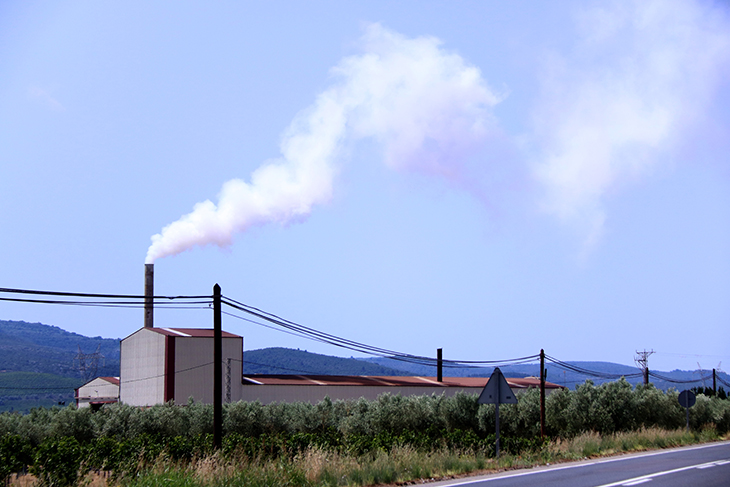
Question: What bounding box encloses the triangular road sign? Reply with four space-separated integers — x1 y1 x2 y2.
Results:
478 367 518 404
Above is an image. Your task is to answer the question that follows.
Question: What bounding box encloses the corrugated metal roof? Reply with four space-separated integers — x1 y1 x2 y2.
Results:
145 327 241 338
241 375 563 389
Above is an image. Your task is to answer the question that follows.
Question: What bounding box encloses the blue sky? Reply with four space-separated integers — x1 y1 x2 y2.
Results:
1 1 729 372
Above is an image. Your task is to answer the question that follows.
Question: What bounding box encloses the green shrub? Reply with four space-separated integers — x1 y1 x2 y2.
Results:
31 436 85 487
0 434 33 483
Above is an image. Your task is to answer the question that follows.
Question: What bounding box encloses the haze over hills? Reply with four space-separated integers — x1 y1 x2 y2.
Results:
0 320 726 412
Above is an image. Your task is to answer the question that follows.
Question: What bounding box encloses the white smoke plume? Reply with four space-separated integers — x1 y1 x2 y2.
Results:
146 23 500 263
531 0 730 247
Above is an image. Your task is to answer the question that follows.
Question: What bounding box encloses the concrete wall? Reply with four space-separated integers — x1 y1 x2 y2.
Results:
76 378 119 408
120 329 165 406
174 336 243 404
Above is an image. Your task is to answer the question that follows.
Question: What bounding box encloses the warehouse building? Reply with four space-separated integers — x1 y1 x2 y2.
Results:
240 374 563 404
119 327 243 407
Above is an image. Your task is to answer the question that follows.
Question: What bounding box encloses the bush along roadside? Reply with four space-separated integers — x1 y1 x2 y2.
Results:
1 381 729 485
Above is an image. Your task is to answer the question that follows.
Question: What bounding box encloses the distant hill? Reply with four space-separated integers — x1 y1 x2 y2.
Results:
242 348 408 376
0 320 120 378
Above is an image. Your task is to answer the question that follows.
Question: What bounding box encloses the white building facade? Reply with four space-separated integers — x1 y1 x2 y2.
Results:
75 376 120 409
120 327 243 406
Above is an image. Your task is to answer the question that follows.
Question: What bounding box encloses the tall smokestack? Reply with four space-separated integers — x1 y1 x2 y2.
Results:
144 264 154 328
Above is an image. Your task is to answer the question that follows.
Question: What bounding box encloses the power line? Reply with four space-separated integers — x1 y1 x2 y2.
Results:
0 386 81 391
120 362 215 385
648 371 714 384
0 286 212 311
0 287 209 300
544 355 643 380
0 296 211 309
221 296 539 368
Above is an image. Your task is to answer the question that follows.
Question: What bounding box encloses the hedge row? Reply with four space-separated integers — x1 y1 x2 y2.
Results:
2 380 730 485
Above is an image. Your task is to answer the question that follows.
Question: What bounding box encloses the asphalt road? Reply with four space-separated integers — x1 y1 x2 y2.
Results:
433 441 730 487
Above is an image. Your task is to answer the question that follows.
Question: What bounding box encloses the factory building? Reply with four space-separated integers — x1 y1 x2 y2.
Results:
119 327 243 406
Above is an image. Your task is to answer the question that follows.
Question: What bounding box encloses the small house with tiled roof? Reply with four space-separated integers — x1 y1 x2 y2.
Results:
75 376 120 409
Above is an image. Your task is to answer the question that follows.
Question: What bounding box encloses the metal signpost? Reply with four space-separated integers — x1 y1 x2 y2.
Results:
678 390 696 432
478 367 517 458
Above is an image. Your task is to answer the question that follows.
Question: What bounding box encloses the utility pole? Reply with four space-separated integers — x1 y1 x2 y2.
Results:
635 349 654 385
213 284 222 450
713 369 717 396
437 348 443 383
540 349 545 439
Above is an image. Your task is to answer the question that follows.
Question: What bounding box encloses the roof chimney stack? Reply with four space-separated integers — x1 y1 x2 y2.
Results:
144 264 154 328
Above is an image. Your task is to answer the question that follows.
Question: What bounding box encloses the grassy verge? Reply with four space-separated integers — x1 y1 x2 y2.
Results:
9 428 728 487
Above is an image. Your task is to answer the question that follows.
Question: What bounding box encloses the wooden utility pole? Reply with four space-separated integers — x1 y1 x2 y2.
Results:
213 284 222 449
713 369 717 396
540 349 545 438
437 348 443 382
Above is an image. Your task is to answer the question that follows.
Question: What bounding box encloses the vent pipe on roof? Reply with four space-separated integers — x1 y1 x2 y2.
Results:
437 348 443 382
144 264 154 328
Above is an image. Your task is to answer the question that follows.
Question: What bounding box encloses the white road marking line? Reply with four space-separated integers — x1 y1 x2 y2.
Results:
439 442 730 487
622 479 652 486
593 459 730 487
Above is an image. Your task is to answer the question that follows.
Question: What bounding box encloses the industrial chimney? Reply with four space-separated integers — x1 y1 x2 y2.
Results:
144 264 154 328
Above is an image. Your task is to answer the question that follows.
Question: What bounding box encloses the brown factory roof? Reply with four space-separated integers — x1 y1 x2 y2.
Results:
143 327 241 338
241 375 563 389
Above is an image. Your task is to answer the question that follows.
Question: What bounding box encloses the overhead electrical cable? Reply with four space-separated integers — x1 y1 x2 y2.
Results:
648 371 714 384
545 355 643 380
0 286 211 309
221 295 539 369
0 287 210 300
0 296 211 309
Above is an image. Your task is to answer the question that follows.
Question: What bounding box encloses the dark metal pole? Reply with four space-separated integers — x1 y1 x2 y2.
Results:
437 348 443 382
213 284 222 450
713 369 717 396
644 367 649 385
540 349 545 438
495 377 500 459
